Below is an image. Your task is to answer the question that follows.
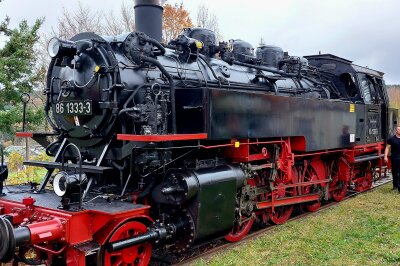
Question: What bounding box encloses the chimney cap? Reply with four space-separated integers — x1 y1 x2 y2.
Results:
134 0 163 8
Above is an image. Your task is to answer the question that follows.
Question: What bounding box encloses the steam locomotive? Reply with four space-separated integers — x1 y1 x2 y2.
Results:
0 0 396 265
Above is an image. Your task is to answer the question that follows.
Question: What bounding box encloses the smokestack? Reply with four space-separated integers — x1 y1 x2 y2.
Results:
134 0 163 42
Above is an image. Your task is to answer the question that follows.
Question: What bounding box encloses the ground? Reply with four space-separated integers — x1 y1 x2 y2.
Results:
196 184 400 266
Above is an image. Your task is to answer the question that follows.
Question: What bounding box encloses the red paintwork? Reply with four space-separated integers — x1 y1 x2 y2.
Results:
0 137 386 265
257 194 321 209
309 158 327 186
0 197 152 265
22 197 36 206
102 221 152 266
27 219 64 244
290 136 306 151
117 133 208 142
66 247 86 266
15 132 33 138
225 138 385 215
33 244 66 255
269 182 296 225
224 218 254 242
224 139 285 162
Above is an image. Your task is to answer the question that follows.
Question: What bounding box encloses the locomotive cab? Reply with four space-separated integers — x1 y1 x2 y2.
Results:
305 54 391 144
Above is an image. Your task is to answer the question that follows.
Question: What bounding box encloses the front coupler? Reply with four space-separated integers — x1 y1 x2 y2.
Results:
0 216 64 262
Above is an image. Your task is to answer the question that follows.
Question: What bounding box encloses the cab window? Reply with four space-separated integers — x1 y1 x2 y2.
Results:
358 73 381 104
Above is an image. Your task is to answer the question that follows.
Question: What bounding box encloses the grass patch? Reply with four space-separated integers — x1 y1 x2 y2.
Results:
197 184 400 266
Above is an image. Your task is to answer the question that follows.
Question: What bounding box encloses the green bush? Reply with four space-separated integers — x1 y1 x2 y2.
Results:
7 151 24 172
7 151 50 184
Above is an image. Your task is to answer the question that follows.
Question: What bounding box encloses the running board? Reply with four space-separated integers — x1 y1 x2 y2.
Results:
24 161 113 174
354 153 383 163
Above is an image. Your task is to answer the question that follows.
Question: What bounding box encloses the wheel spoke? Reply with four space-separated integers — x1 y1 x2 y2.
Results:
301 165 322 212
114 258 124 266
225 218 254 242
103 221 152 266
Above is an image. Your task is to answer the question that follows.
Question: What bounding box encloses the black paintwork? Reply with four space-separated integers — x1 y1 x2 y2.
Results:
152 165 246 241
34 24 399 251
207 89 357 151
3 185 144 214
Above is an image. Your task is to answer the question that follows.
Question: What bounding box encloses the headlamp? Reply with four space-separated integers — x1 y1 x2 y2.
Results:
53 171 87 197
47 37 77 58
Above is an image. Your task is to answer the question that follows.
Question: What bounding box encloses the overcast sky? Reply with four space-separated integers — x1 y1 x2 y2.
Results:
1 0 400 84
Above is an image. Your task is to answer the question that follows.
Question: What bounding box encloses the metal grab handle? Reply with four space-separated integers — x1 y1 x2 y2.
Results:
60 143 83 209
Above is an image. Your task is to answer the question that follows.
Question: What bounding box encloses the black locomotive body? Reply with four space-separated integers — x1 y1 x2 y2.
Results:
0 1 396 265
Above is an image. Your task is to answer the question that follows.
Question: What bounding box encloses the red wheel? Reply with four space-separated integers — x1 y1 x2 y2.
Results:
354 170 373 192
102 221 152 266
331 180 348 202
269 184 295 224
329 158 350 202
225 178 257 242
225 218 255 242
302 164 322 212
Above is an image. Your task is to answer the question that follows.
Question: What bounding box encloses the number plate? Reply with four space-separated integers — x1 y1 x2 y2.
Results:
55 100 92 115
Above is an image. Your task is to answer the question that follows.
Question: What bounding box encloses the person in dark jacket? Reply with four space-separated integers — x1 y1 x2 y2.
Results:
384 126 400 192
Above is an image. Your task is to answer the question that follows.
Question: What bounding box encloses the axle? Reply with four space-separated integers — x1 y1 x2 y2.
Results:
107 217 188 253
107 229 160 252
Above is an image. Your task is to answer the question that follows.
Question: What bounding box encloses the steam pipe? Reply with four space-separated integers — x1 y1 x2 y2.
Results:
232 60 298 77
141 55 177 133
143 36 166 56
198 54 223 83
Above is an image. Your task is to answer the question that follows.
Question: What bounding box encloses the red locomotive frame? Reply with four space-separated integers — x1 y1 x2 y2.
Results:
0 134 385 265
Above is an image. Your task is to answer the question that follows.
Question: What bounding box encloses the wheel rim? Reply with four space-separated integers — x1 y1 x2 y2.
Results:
269 184 295 224
302 165 321 212
329 158 350 202
332 180 348 202
225 218 255 242
269 204 294 225
103 221 152 266
355 170 373 192
225 178 257 242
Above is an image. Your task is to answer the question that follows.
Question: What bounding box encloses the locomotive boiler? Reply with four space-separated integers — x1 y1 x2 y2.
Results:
0 0 396 265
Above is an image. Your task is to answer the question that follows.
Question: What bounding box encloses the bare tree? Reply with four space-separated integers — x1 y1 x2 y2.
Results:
55 2 104 39
120 1 135 32
103 2 135 36
53 1 135 39
104 11 125 36
196 5 222 41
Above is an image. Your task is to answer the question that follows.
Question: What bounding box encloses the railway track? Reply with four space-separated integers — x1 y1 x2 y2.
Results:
150 175 392 266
